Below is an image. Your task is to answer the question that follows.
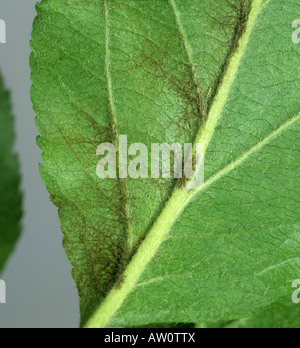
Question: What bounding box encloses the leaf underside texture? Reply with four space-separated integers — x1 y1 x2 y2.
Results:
31 0 300 328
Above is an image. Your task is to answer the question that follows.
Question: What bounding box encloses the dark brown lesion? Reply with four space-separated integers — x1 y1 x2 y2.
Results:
86 0 254 312
176 0 253 190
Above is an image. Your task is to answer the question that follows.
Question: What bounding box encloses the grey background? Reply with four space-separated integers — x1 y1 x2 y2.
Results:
0 0 79 328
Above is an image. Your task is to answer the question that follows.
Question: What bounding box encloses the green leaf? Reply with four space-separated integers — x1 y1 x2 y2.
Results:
0 73 22 274
30 0 300 328
223 295 300 328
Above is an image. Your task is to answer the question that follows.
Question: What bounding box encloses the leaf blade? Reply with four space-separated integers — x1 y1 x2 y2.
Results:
224 295 300 328
31 0 300 328
87 0 300 327
0 73 22 274
31 0 245 326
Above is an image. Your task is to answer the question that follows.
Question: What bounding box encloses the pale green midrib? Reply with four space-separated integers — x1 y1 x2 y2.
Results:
85 0 265 328
194 0 263 151
169 0 205 115
104 1 134 253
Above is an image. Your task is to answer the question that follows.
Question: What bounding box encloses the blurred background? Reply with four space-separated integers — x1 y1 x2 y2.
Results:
0 0 79 328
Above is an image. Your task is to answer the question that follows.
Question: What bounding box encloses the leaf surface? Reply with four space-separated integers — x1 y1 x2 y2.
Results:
31 0 300 327
223 295 300 328
0 74 22 273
